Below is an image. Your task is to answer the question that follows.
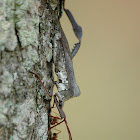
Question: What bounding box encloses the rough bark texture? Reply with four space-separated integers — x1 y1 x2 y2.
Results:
0 0 60 139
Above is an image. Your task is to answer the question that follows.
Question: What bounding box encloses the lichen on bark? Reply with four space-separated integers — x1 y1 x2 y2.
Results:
0 0 60 139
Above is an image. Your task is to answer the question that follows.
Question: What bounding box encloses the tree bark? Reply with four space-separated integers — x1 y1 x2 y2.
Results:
0 0 59 139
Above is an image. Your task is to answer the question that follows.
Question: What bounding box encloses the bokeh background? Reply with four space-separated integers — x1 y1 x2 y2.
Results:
54 0 140 140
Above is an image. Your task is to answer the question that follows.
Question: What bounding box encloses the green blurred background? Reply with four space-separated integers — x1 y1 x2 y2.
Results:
54 0 140 139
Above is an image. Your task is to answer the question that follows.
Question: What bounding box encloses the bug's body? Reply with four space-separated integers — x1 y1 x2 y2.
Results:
54 6 82 106
49 115 61 125
51 133 58 140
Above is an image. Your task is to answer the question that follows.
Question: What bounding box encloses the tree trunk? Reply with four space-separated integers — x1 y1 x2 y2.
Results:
0 0 59 139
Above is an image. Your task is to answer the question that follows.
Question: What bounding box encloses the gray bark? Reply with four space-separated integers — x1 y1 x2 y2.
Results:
0 0 59 139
